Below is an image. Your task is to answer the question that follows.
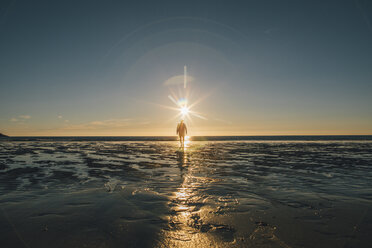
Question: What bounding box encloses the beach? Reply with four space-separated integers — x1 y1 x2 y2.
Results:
1 139 372 247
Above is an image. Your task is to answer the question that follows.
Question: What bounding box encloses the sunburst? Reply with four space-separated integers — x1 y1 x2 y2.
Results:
154 66 208 124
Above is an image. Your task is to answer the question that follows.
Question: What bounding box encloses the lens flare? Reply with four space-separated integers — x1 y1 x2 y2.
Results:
161 66 208 123
177 98 188 107
166 92 206 122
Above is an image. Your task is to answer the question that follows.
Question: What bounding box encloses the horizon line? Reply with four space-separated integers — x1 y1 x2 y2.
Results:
4 134 372 137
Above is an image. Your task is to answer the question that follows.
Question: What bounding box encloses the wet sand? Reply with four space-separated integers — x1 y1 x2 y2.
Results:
0 140 372 247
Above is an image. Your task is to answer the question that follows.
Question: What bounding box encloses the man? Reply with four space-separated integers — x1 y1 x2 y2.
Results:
176 120 187 146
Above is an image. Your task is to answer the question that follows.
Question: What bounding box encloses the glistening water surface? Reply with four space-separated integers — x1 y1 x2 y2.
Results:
0 140 372 247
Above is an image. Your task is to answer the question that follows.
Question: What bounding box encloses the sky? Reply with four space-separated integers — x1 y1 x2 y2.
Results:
0 0 371 136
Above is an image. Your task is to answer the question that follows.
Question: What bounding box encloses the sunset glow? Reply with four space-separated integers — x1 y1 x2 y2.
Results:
0 1 371 137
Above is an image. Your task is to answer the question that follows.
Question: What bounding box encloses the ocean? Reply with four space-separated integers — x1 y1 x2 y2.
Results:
0 136 371 247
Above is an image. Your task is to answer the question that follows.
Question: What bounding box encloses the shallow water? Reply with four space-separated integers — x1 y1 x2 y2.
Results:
0 141 372 247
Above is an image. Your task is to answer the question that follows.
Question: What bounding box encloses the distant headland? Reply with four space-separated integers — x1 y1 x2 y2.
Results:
0 133 9 138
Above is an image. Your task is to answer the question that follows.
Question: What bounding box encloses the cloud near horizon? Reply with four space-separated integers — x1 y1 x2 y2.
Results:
60 118 150 131
10 115 31 122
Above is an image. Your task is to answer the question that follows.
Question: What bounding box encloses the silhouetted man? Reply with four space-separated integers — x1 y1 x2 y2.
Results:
176 120 187 146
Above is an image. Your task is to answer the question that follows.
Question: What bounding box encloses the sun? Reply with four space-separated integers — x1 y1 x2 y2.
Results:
180 106 189 117
159 66 208 123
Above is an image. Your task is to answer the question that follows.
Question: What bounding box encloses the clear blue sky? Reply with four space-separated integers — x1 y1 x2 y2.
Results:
1 0 371 135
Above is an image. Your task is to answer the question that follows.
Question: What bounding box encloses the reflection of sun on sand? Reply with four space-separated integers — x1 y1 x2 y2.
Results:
159 171 218 246
183 135 190 148
157 142 293 248
158 144 235 247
